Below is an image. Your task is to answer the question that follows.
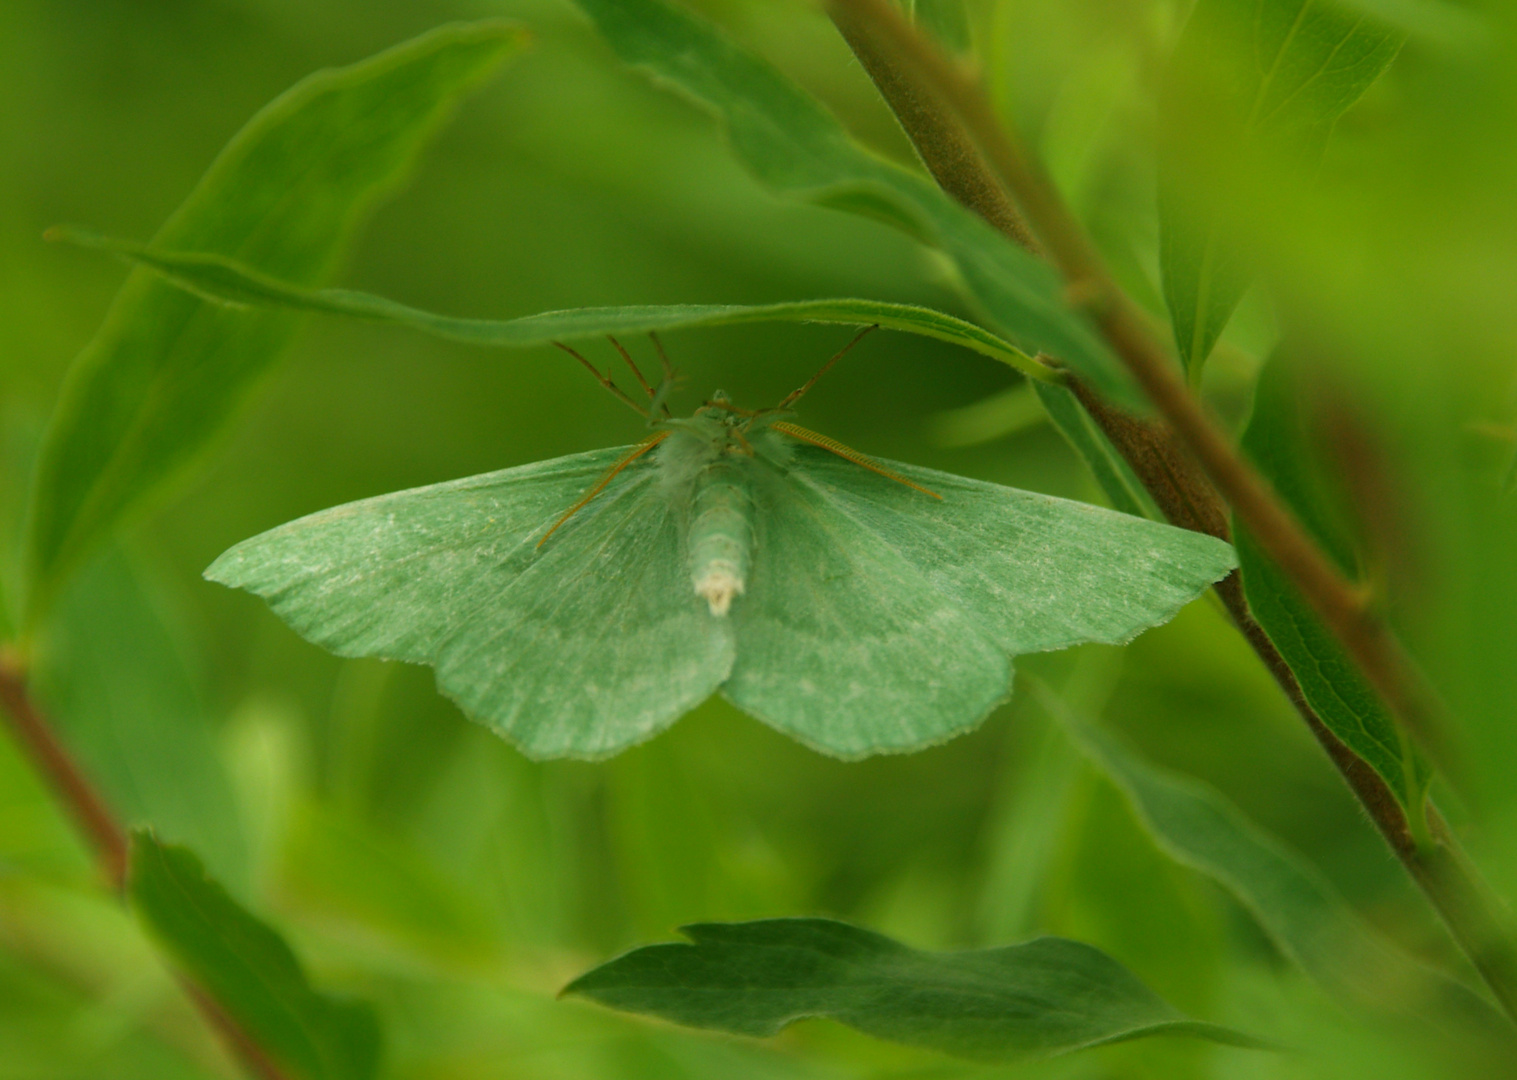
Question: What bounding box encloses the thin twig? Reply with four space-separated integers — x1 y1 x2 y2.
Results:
0 648 128 887
830 3 1040 253
826 0 1517 1020
0 648 295 1078
827 0 1451 776
180 977 293 1080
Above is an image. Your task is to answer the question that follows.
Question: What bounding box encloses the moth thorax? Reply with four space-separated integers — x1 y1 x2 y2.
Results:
688 462 754 618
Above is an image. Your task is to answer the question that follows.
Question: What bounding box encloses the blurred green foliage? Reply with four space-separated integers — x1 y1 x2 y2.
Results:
3 0 1517 1077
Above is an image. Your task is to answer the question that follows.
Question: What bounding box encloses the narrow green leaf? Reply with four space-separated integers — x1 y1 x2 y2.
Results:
23 21 526 630
1159 0 1404 374
926 382 1046 448
1238 357 1429 809
1032 381 1156 519
128 831 381 1080
47 229 1050 381
1032 681 1497 1024
32 548 248 888
571 0 1140 408
564 917 1266 1061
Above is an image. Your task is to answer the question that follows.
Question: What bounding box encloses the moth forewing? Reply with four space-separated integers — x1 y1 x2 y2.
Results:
210 339 1235 761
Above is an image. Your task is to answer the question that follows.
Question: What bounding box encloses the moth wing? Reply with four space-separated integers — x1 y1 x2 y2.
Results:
783 446 1236 655
723 459 1012 758
207 447 734 759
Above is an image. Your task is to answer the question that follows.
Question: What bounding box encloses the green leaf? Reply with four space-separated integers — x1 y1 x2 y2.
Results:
128 831 381 1080
22 21 526 631
1032 381 1156 519
1032 681 1496 1023
47 229 1051 381
564 917 1265 1060
32 547 248 888
926 382 1046 448
570 0 1140 408
1238 357 1429 809
1159 0 1404 375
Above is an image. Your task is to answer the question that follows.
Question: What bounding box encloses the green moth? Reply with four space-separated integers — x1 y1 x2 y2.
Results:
207 331 1235 760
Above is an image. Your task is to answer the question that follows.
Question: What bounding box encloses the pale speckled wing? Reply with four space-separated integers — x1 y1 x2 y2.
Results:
722 458 1012 759
782 447 1237 656
206 446 734 759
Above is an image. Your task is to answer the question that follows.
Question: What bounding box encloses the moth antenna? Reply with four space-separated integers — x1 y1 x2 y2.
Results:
776 324 878 411
552 341 649 417
537 431 671 549
647 332 676 418
608 335 656 400
771 421 941 499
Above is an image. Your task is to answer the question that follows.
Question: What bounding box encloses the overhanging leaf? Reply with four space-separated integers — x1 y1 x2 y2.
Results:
129 831 381 1080
23 20 525 630
569 0 1140 408
1238 357 1429 809
1159 0 1404 375
1032 681 1497 1025
46 229 1050 381
564 917 1266 1061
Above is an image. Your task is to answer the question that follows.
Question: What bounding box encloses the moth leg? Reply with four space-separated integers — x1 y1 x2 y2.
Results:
608 336 657 400
771 421 941 500
775 324 878 410
538 431 672 548
646 332 676 419
553 340 649 417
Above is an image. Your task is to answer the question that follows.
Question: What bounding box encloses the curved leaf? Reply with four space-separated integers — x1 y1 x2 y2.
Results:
1032 381 1156 519
1238 357 1428 809
129 832 380 1080
1159 0 1404 374
23 21 526 629
564 917 1266 1061
46 229 1050 380
569 0 1140 408
1033 681 1498 1027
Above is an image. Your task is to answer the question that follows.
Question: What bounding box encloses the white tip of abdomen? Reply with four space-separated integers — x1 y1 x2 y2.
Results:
695 561 745 617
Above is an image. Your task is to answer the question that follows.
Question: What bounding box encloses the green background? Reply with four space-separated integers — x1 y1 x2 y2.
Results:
3 0 1515 1076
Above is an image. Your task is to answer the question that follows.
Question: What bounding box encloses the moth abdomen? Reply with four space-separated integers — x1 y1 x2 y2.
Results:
688 460 754 617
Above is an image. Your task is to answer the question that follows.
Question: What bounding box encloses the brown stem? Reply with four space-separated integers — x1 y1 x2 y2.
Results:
181 978 294 1080
0 648 129 887
0 648 294 1079
830 3 1040 253
827 0 1451 775
826 0 1517 1018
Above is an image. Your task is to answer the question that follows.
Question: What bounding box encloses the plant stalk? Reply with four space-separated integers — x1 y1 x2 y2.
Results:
0 648 294 1080
829 0 1450 770
826 0 1517 1019
0 647 128 887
